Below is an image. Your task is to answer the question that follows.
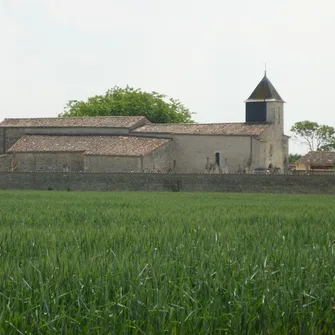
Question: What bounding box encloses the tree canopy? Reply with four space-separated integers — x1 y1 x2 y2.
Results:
288 153 302 163
59 86 194 123
290 121 335 151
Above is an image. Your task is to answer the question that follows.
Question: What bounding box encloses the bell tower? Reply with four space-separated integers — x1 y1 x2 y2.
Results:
245 72 284 132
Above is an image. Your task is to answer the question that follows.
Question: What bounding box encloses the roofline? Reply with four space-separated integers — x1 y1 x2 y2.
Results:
85 147 171 158
129 116 151 131
0 116 150 128
8 133 173 139
132 122 271 137
0 125 132 129
245 99 286 103
136 122 270 126
7 150 152 157
84 154 143 157
8 150 86 153
7 148 168 157
132 132 265 137
7 136 25 152
3 116 147 120
301 163 335 166
304 150 335 154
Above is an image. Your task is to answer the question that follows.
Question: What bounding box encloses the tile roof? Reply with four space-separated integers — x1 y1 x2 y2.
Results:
132 122 270 136
0 116 148 128
8 135 170 157
296 151 335 167
246 73 284 102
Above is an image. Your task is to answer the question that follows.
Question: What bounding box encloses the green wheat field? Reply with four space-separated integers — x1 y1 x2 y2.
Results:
0 191 335 334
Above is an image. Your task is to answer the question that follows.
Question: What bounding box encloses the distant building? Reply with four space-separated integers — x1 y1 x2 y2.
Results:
0 73 289 173
295 151 335 171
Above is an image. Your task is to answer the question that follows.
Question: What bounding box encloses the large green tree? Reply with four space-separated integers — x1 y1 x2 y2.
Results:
59 86 194 123
290 121 335 151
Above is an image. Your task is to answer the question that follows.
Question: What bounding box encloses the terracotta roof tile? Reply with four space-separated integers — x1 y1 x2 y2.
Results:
8 135 170 157
133 122 270 136
0 116 148 128
296 151 335 166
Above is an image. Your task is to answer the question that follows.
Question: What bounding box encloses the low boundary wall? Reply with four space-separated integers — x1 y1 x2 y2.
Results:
0 172 335 194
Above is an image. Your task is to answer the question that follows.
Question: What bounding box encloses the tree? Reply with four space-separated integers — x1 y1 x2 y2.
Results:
288 153 302 163
290 121 335 151
59 86 194 123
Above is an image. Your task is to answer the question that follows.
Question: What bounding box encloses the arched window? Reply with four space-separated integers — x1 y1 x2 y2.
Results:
215 152 220 166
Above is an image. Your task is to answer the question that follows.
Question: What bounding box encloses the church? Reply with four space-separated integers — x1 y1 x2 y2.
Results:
0 73 289 173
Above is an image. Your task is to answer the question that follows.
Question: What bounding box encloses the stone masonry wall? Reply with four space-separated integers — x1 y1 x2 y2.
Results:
0 172 334 194
12 152 84 172
143 142 173 172
0 127 4 155
171 135 252 173
84 156 141 172
264 102 286 170
0 155 11 171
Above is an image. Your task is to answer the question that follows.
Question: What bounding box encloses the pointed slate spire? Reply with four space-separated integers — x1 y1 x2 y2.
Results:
246 72 284 102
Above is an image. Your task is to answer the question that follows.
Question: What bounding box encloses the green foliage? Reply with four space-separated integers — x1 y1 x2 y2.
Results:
288 153 302 163
291 121 335 151
1 191 335 334
59 86 194 123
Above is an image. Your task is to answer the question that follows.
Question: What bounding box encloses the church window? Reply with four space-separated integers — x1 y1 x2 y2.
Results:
215 152 220 166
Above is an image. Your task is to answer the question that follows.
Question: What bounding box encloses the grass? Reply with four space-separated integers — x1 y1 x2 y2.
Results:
0 191 335 334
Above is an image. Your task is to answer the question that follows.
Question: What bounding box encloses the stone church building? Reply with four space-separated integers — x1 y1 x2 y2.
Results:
0 74 289 173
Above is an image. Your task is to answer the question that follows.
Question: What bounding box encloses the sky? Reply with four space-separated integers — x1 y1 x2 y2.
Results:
1 0 334 154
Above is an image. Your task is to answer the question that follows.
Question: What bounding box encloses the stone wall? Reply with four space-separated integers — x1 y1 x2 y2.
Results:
0 127 4 155
12 152 84 172
171 135 252 173
84 156 141 172
143 142 173 172
263 102 287 170
0 155 11 171
0 172 334 194
1 148 173 173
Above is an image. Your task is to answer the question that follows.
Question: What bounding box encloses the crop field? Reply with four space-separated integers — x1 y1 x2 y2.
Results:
0 191 335 334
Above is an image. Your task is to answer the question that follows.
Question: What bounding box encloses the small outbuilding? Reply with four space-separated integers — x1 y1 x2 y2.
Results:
295 151 335 171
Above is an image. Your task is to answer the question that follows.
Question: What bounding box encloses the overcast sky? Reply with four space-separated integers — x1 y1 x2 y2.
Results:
1 0 334 154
